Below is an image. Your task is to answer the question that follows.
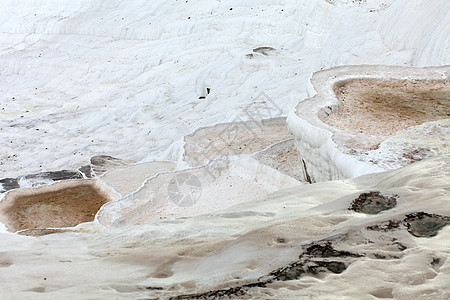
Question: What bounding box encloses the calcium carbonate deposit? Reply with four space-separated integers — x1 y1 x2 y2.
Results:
0 0 449 299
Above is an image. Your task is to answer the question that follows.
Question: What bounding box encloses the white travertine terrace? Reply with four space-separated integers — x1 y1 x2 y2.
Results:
0 156 449 299
287 65 450 182
0 0 449 298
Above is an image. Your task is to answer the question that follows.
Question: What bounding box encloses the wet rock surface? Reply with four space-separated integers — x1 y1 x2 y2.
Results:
0 155 127 194
0 178 19 193
0 170 83 193
366 212 450 238
404 212 450 238
23 170 83 182
350 191 398 214
78 165 93 178
90 155 128 176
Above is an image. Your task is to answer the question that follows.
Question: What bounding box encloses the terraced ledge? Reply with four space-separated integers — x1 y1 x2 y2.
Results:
183 117 292 167
287 65 450 182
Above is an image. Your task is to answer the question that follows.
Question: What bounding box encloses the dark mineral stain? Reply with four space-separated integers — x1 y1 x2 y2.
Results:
404 212 450 238
90 155 126 175
366 219 402 231
253 46 276 56
350 191 398 214
304 242 362 258
167 242 362 299
24 170 82 182
17 228 67 237
78 165 93 178
367 212 450 238
1 170 83 193
168 282 266 300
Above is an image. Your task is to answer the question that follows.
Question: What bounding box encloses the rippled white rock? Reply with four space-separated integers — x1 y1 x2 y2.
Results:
1 0 448 178
0 1 449 299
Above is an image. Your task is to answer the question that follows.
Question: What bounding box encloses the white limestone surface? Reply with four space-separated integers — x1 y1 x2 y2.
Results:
97 155 301 228
1 0 449 179
0 1 449 299
0 156 448 299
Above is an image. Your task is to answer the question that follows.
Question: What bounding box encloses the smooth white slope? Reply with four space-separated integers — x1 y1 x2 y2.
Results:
0 0 448 178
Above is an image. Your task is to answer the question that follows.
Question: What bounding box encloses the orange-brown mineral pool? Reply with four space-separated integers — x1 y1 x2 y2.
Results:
322 79 450 139
0 180 111 234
